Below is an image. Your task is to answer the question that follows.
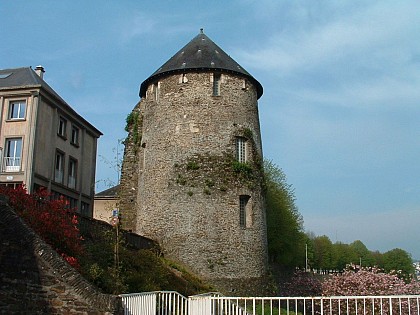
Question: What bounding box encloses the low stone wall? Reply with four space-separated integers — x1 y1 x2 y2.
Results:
0 196 120 314
78 213 158 251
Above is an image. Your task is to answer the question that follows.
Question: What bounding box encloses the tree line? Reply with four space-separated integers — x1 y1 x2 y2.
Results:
308 236 414 280
264 160 415 280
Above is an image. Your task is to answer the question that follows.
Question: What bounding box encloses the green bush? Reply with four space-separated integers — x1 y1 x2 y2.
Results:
79 224 211 296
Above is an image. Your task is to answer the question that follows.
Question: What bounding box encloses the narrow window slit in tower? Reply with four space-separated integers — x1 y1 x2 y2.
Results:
213 73 221 96
179 73 188 83
153 82 159 101
239 195 250 228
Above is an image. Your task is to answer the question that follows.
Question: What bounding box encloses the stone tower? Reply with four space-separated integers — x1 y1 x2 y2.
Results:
120 30 268 294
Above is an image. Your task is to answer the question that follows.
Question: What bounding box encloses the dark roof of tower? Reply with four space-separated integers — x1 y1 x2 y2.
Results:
139 30 263 99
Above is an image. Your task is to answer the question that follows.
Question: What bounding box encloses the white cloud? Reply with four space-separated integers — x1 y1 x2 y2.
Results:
294 75 420 109
235 1 420 76
118 12 158 43
116 10 195 46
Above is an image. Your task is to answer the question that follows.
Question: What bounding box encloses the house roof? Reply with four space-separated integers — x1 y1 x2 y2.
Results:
0 67 44 88
0 67 102 137
139 30 263 99
95 185 119 198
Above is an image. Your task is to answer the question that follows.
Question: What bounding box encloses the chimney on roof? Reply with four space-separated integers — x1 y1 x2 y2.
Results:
35 65 45 79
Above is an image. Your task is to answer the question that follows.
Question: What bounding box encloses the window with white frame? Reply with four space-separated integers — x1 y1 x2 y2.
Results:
58 117 67 138
4 138 22 172
71 125 79 145
55 151 65 183
68 158 77 189
213 73 221 96
236 137 247 163
8 100 26 120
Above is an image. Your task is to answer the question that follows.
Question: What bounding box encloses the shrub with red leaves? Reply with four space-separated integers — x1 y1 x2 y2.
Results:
0 185 83 268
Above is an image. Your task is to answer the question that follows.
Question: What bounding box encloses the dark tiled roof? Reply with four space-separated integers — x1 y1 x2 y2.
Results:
0 67 102 136
0 67 59 98
95 185 119 198
139 30 263 99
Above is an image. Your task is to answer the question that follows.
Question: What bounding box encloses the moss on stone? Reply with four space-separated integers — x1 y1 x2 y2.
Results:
170 152 263 194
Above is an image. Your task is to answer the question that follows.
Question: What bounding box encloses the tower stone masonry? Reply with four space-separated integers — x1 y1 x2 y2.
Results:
120 30 269 294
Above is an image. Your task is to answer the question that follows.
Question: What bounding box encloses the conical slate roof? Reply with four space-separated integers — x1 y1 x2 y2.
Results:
139 30 263 99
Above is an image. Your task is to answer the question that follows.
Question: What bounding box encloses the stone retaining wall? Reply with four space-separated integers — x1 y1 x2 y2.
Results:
0 196 120 314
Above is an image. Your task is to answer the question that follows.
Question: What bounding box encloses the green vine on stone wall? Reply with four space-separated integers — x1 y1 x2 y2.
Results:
176 174 187 186
125 111 138 132
205 179 215 188
243 127 254 140
125 111 142 152
186 161 200 170
171 152 263 194
232 161 253 177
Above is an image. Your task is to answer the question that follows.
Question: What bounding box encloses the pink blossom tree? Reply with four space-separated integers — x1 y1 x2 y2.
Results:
322 264 420 313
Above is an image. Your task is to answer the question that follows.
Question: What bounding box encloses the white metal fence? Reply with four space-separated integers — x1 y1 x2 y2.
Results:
121 291 188 315
189 292 250 315
200 295 420 315
120 291 420 315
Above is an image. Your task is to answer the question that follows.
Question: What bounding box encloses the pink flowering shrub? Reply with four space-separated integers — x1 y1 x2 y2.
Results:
322 264 419 296
322 264 420 314
0 185 83 268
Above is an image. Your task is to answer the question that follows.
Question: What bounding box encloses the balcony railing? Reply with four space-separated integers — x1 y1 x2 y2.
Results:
3 157 21 172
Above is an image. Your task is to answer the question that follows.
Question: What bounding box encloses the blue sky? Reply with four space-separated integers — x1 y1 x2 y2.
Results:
1 1 419 259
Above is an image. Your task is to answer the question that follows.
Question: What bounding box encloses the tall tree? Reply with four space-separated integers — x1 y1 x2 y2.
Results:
311 235 334 270
264 160 306 268
350 240 375 267
382 248 415 281
332 242 358 270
